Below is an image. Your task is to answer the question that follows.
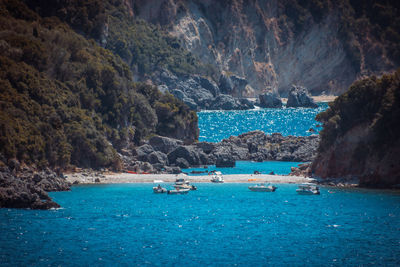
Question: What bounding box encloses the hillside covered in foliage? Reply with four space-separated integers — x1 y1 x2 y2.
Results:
312 70 400 187
0 0 199 170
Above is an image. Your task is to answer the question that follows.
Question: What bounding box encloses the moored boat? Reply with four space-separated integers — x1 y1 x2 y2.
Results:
167 188 190 195
296 184 320 195
153 184 167 193
248 183 277 192
174 178 197 190
210 171 224 183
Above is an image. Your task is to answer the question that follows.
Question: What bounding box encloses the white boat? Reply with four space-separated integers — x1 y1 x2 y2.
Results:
173 178 197 190
167 188 190 195
153 185 167 193
248 183 277 192
210 171 224 183
296 184 320 195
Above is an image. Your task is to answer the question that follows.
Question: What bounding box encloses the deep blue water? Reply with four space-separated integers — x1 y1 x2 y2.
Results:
1 184 399 266
198 103 328 142
182 161 303 176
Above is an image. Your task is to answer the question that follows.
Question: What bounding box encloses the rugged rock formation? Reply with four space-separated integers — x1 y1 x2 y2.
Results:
128 0 399 96
286 85 318 108
0 164 70 210
312 71 400 188
156 70 253 110
129 131 319 171
258 92 283 108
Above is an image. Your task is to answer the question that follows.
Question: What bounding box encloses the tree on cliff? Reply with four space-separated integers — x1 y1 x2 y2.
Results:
312 70 400 187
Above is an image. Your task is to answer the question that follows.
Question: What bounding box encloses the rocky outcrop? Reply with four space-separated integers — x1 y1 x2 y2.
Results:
149 136 183 154
0 165 70 210
286 85 318 108
258 92 283 108
156 70 253 111
311 71 400 188
129 132 319 170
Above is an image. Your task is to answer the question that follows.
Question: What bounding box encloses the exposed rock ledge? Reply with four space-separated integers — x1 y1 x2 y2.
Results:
123 131 319 173
0 164 70 210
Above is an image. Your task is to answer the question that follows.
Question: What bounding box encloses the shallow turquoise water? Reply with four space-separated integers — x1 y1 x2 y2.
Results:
198 103 328 142
1 184 399 266
182 161 303 175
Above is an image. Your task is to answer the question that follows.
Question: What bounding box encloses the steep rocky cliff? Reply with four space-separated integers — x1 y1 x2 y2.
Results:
127 0 399 96
312 70 400 188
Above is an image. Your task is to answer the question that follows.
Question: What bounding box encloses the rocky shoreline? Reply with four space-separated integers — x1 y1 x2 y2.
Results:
0 162 70 210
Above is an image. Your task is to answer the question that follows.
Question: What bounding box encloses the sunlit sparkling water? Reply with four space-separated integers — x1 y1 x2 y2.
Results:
1 184 399 266
198 103 328 143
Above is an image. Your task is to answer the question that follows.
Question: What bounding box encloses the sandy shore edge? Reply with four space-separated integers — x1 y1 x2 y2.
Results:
66 172 315 184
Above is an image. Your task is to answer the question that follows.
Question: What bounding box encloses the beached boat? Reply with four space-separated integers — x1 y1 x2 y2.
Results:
153 185 167 193
296 184 320 195
248 183 277 192
167 188 190 195
210 171 224 183
173 178 197 190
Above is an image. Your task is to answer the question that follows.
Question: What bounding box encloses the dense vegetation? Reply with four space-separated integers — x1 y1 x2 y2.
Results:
316 69 400 157
26 0 217 79
0 0 198 170
277 0 400 72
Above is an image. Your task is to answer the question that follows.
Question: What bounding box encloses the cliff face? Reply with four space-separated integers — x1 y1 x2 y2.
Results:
312 70 400 188
127 0 399 96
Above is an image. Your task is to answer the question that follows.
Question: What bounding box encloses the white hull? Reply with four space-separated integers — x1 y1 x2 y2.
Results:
249 186 276 192
296 189 320 195
167 188 190 195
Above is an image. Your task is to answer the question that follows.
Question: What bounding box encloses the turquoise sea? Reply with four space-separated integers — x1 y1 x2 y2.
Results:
2 105 400 266
182 161 303 175
198 103 327 143
1 184 399 266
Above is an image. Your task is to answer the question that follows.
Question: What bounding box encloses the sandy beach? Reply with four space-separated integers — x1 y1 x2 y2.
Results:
66 172 315 184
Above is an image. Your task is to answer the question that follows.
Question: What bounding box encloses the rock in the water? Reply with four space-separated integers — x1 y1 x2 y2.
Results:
0 167 70 210
258 92 283 108
286 85 318 108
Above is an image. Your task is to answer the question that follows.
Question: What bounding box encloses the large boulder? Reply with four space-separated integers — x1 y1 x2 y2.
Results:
210 94 240 110
219 73 235 94
219 73 248 97
238 98 255 109
135 144 154 162
286 85 318 108
215 154 236 167
258 92 282 108
168 146 205 166
195 76 220 96
195 142 216 154
149 136 183 154
175 158 190 169
148 151 168 165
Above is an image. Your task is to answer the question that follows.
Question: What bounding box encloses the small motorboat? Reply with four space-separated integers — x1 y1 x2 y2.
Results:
210 171 224 183
248 183 277 192
174 178 197 190
296 184 320 195
167 188 190 195
153 184 167 193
